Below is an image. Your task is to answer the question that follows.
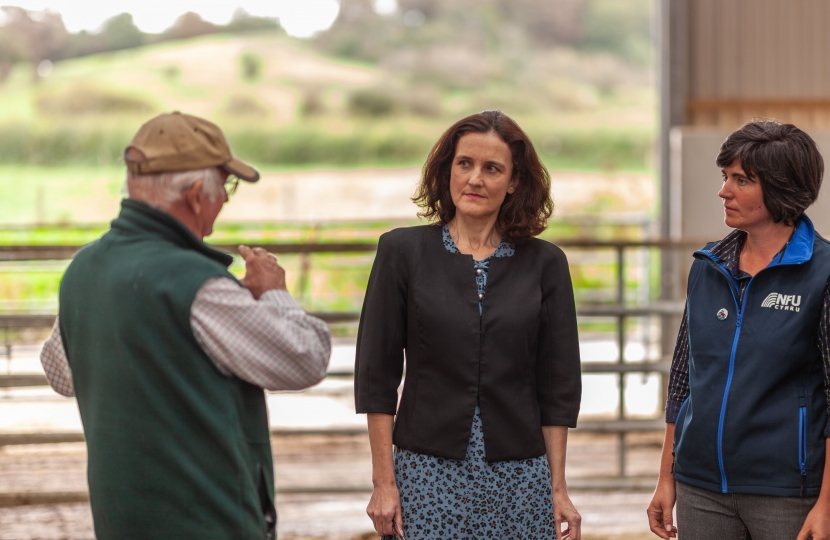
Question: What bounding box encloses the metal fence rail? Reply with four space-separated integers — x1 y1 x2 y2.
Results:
0 238 704 477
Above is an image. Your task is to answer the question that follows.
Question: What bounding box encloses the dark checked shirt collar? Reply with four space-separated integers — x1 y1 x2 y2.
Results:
708 227 792 281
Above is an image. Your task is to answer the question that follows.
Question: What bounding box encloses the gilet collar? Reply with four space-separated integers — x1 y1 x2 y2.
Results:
110 199 233 268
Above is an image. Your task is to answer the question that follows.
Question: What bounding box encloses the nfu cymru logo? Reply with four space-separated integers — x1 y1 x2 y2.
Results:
761 292 802 312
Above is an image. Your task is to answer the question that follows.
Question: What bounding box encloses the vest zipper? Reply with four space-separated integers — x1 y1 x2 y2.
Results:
696 239 812 495
713 265 751 494
799 405 808 495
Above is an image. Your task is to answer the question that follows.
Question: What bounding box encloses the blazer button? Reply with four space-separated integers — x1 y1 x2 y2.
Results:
476 268 483 275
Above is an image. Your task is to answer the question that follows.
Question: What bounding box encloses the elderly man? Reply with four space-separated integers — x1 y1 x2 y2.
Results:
39 112 331 540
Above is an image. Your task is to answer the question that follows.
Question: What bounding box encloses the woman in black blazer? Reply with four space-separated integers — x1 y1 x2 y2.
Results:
355 110 583 539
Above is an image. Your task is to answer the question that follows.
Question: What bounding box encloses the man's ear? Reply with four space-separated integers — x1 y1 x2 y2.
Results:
182 179 205 215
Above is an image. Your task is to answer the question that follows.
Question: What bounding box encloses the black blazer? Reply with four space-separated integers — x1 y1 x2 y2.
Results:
354 225 582 461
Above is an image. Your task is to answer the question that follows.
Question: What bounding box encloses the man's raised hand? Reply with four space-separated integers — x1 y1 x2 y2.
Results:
238 245 286 299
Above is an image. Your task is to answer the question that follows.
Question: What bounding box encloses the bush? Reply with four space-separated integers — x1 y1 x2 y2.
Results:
300 87 326 117
228 128 432 166
347 88 397 117
222 94 270 117
532 127 653 172
400 85 442 116
0 124 132 165
238 51 264 82
36 85 155 116
580 0 652 66
0 123 653 171
347 86 442 118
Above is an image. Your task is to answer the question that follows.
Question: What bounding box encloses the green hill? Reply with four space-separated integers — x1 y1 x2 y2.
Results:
0 32 377 126
0 30 654 171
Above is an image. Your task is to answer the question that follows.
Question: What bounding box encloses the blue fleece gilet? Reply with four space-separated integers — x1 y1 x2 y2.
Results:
675 216 830 497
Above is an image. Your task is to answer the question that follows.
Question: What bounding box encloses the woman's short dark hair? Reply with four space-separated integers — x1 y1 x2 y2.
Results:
716 120 824 226
412 110 553 241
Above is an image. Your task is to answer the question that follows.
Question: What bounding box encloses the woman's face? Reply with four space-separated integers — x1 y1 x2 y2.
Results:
449 131 517 221
718 157 772 231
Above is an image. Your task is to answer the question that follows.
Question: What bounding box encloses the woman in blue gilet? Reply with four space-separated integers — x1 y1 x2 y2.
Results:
648 121 830 540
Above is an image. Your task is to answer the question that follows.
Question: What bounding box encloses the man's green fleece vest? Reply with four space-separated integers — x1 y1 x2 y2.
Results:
59 199 275 540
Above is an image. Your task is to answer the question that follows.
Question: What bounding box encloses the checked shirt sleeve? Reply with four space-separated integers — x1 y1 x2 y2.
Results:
818 278 830 437
40 318 75 397
191 277 332 391
665 305 689 423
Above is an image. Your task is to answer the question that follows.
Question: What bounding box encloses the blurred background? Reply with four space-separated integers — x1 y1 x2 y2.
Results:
0 1 670 539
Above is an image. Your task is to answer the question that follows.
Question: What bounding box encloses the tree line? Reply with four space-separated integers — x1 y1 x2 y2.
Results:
316 0 652 67
0 7 281 81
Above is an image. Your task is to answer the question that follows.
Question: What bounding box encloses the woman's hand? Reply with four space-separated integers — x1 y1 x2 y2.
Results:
647 477 677 539
542 426 581 539
366 413 402 537
367 481 404 537
648 423 678 539
797 498 830 540
553 489 581 540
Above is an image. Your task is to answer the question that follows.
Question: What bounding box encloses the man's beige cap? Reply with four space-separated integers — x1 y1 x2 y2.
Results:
124 111 260 182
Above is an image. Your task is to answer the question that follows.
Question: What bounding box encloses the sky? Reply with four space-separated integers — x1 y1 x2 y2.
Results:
1 0 342 37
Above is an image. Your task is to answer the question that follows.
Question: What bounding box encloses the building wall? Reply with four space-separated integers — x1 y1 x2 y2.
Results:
685 0 830 128
659 1 830 348
669 0 830 240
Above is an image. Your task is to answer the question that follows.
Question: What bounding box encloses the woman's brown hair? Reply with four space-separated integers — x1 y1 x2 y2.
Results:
716 120 823 226
412 110 553 241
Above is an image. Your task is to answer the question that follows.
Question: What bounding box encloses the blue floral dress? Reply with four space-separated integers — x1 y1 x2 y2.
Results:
389 225 556 539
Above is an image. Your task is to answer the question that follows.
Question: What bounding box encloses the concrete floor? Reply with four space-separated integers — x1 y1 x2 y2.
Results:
0 432 662 539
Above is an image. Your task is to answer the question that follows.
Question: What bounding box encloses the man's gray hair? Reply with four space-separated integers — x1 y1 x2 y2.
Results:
126 167 225 210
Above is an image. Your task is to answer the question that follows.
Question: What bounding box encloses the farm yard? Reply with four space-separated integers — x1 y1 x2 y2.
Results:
0 2 672 538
